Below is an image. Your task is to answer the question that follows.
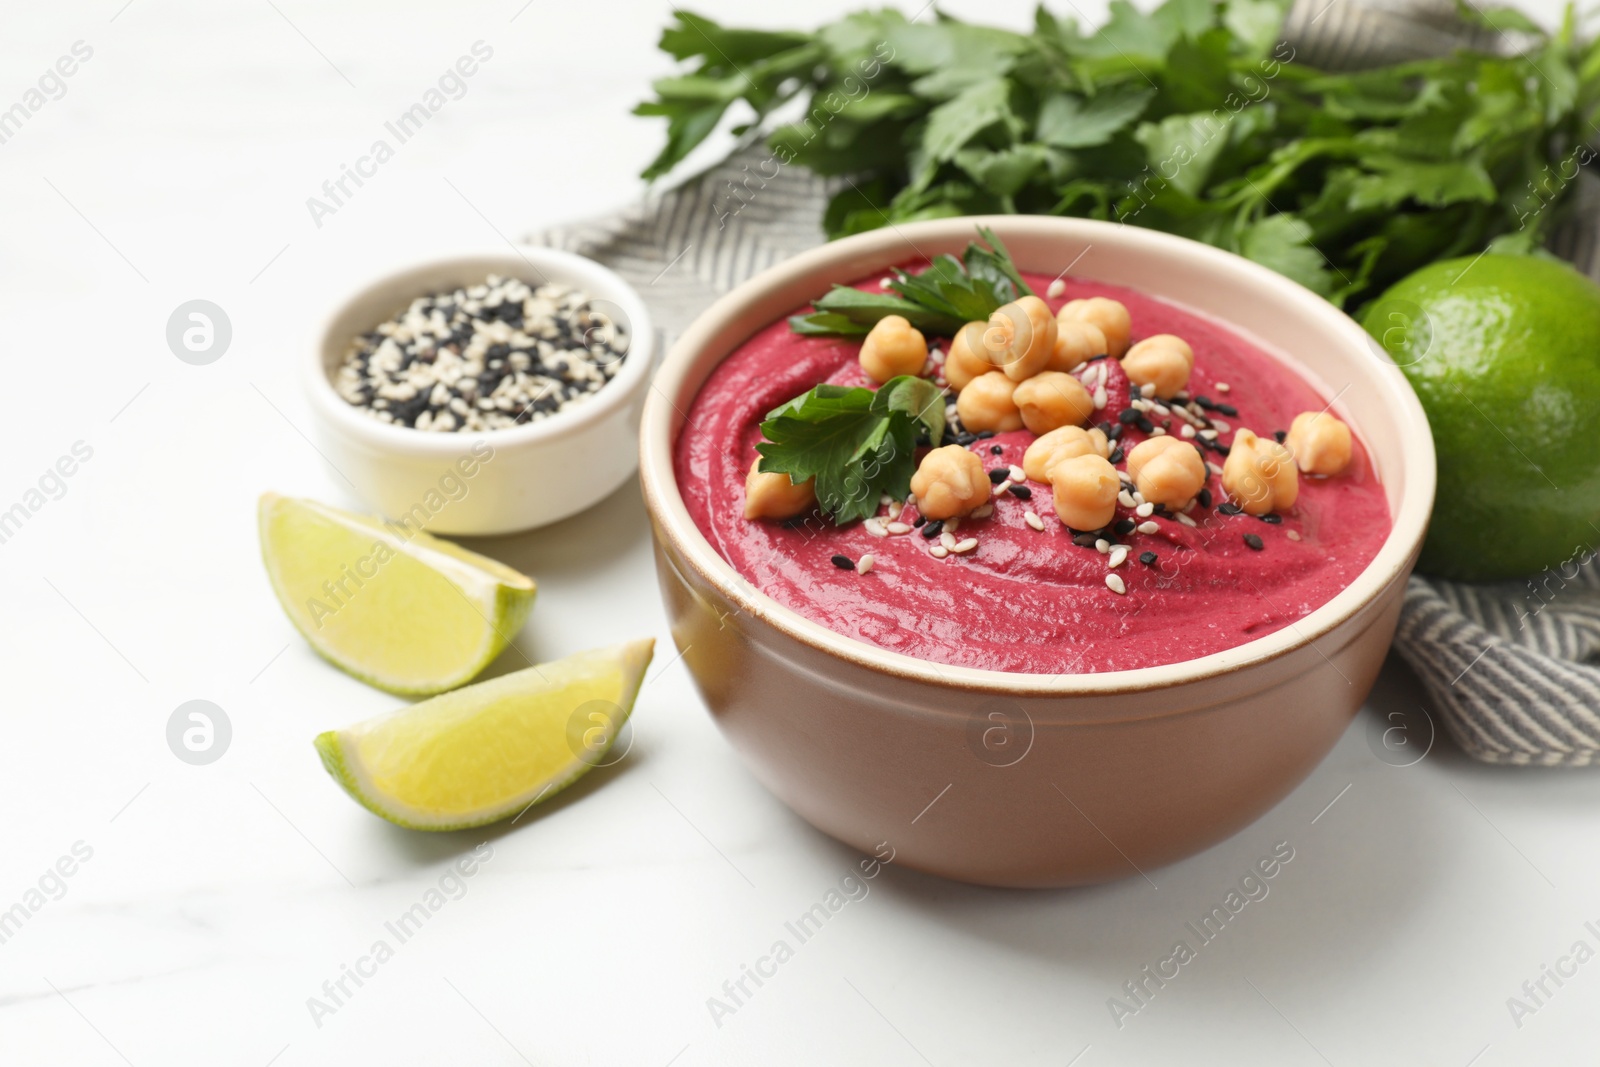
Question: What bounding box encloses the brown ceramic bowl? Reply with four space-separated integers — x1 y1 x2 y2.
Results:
639 216 1434 888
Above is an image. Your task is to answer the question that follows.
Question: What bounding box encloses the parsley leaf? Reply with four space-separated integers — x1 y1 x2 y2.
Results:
756 375 945 525
790 226 1032 337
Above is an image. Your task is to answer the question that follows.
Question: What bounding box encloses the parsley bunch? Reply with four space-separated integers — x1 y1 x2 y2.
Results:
639 1 1600 309
757 375 946 524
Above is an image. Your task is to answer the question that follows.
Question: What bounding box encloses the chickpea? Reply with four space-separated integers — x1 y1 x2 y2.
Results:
743 458 815 521
1013 371 1094 435
1023 425 1110 482
1121 334 1194 400
1285 411 1353 476
859 314 928 384
1049 453 1120 531
945 321 991 391
1048 319 1108 373
910 444 990 520
1124 435 1207 510
956 371 1023 433
984 295 1058 381
1058 297 1131 358
1222 429 1299 516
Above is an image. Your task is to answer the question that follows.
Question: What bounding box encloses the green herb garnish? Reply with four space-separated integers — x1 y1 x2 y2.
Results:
790 226 1033 337
756 375 945 524
639 1 1600 309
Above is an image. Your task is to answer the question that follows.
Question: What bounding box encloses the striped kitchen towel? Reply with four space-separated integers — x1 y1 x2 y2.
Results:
534 0 1600 766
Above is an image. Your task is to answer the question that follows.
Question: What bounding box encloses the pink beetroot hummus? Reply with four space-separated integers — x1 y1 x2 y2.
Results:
674 269 1391 674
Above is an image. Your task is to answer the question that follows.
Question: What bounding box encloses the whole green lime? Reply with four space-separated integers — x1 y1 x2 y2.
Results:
1363 253 1600 582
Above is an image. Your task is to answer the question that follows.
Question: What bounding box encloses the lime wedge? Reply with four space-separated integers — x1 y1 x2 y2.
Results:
258 493 536 695
314 639 655 830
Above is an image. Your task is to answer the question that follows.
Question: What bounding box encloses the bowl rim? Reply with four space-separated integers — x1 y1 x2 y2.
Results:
305 246 656 455
639 215 1435 696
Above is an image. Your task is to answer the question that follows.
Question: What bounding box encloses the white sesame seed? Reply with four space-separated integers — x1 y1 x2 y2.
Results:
1152 403 1170 416
971 504 994 519
1095 538 1110 554
1216 382 1231 393
1176 513 1198 528
887 522 912 535
1207 461 1224 476
1009 465 1025 483
1287 529 1302 541
1093 385 1108 409
880 494 895 506
1136 502 1155 518
1211 418 1231 434
880 276 894 289
945 516 960 534
952 537 978 554
1118 490 1136 508
857 554 875 574
1108 545 1129 568
1150 426 1167 436
940 531 957 550
1131 398 1150 412
1180 424 1197 438
1025 510 1045 531
1139 382 1156 398
1106 573 1127 595
1137 520 1160 534
1199 428 1219 440
995 480 1013 496
1047 278 1066 299
1131 490 1146 505
864 518 888 538
930 545 949 559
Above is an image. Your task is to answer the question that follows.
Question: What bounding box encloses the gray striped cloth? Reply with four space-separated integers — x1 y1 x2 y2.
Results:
534 0 1600 766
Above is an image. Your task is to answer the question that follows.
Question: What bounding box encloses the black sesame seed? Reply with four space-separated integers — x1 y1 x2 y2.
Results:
988 469 1009 484
1274 430 1287 444
955 432 977 446
1097 420 1116 437
1259 513 1283 524
990 445 1003 455
976 430 995 439
832 554 855 570
1198 487 1213 508
1139 551 1158 565
1114 518 1136 536
1217 403 1238 417
920 520 944 539
912 515 927 528
1136 415 1155 434
1118 408 1140 425
1219 502 1244 516
1243 533 1264 551
1109 447 1125 464
1194 395 1216 410
1071 532 1100 548
1008 484 1032 500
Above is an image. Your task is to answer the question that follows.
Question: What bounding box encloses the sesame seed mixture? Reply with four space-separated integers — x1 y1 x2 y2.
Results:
676 266 1392 674
335 274 629 432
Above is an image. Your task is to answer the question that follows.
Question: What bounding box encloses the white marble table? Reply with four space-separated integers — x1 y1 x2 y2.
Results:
1 1 1594 1063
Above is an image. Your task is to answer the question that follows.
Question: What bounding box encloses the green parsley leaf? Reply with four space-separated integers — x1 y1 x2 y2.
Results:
756 375 944 525
790 227 1031 337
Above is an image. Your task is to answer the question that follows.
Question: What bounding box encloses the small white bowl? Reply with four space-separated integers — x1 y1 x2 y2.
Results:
306 248 655 535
